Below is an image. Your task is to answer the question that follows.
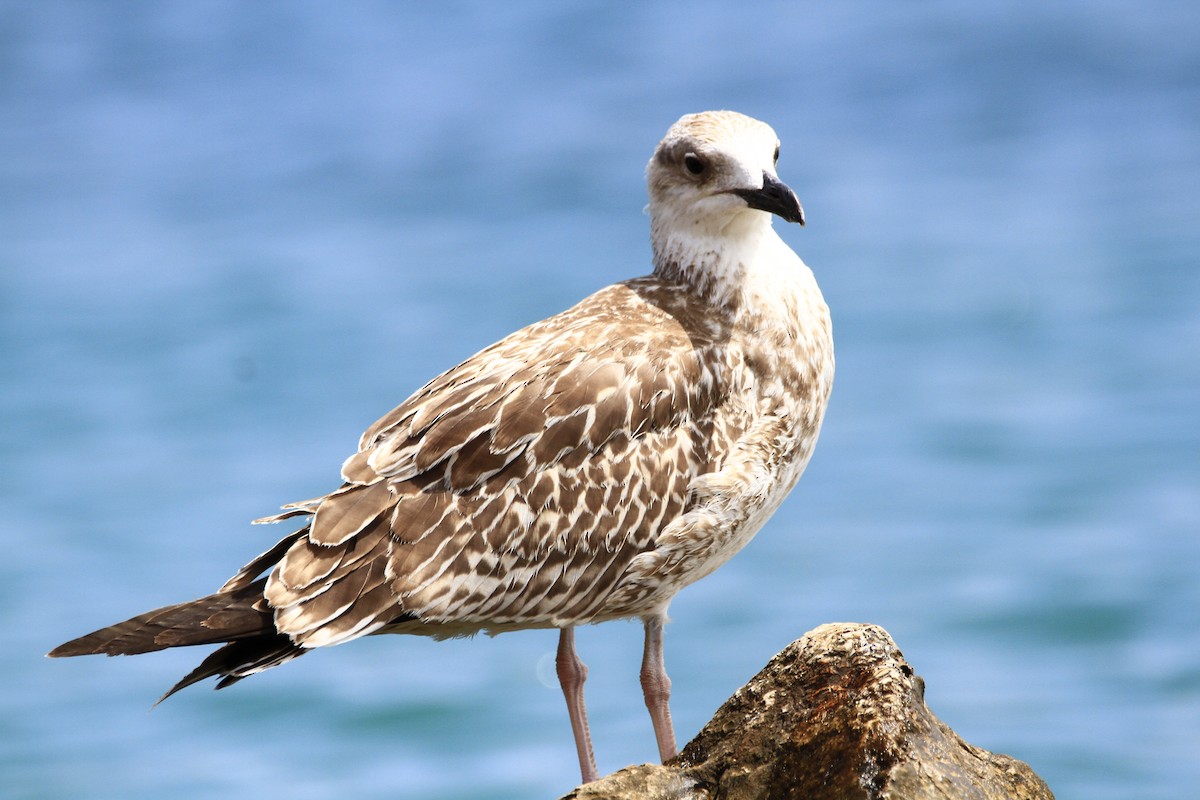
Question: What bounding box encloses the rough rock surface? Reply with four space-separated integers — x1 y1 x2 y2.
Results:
560 623 1053 800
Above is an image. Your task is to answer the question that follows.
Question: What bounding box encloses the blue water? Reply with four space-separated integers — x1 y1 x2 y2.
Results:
4 2 1198 798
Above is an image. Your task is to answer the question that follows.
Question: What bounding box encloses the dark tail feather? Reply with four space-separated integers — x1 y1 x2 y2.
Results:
48 576 307 699
157 634 306 703
48 528 312 699
48 579 276 658
49 528 309 660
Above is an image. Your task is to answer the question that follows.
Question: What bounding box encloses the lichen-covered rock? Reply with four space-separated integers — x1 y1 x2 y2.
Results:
560 623 1053 800
558 763 704 800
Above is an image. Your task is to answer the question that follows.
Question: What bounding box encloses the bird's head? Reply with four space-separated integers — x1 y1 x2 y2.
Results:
646 110 805 241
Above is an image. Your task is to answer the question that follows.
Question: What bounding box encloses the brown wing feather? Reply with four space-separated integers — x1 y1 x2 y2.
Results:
260 278 740 646
308 480 393 546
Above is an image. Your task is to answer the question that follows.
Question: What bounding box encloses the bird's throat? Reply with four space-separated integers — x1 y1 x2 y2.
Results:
650 212 777 311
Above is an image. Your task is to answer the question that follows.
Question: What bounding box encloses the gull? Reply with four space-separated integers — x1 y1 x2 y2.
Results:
49 110 834 784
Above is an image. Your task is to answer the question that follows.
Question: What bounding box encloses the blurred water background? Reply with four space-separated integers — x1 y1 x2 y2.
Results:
3 2 1198 798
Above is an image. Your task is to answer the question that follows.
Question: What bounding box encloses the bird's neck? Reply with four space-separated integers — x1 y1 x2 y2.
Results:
650 209 792 313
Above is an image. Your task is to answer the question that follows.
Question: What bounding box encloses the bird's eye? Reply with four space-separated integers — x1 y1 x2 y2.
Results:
773 144 780 164
683 153 706 175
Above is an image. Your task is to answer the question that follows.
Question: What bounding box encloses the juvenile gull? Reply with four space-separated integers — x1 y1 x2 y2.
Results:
49 110 834 784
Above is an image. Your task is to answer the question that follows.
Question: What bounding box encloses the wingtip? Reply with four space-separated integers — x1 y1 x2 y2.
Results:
46 637 101 659
154 652 223 705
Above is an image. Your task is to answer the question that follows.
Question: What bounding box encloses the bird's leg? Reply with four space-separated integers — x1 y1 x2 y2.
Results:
556 626 599 784
640 614 677 762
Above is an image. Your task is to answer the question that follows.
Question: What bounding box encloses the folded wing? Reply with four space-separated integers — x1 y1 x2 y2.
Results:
256 279 738 648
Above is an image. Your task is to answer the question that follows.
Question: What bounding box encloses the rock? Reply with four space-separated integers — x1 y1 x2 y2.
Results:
560 623 1053 800
560 763 703 800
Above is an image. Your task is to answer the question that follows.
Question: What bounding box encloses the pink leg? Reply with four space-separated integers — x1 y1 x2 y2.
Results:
640 615 677 762
556 627 599 784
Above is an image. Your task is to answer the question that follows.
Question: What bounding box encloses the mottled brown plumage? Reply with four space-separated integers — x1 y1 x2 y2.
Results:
49 110 834 785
